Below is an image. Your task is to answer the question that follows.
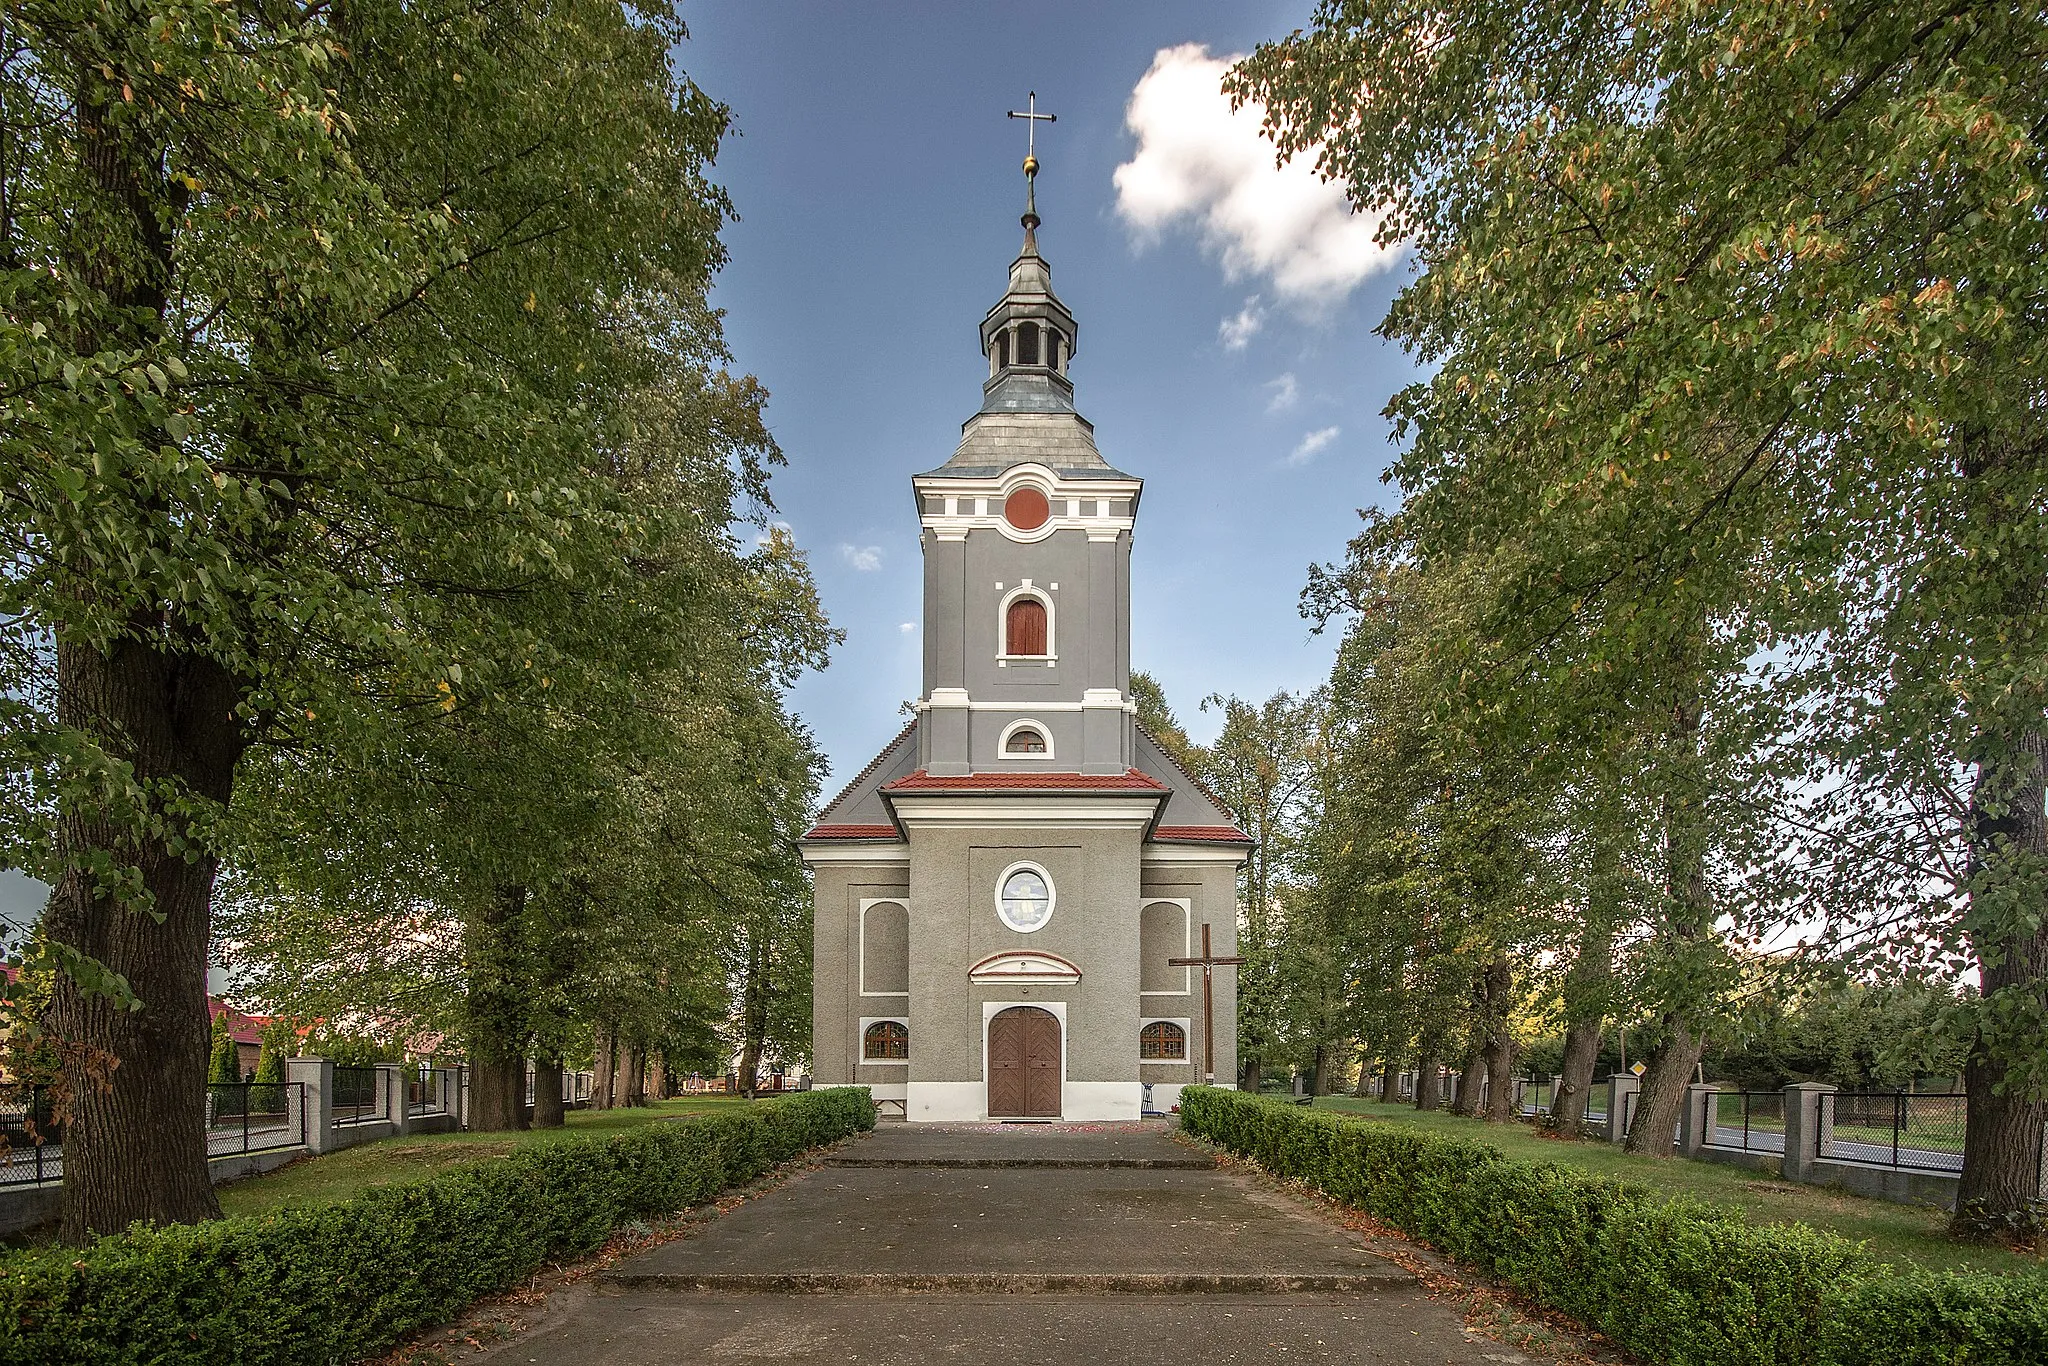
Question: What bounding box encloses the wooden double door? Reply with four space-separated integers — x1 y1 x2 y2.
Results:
986 1006 1061 1118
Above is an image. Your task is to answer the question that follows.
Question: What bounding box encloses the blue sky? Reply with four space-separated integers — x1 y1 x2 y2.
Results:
680 2 1422 785
0 4 1424 928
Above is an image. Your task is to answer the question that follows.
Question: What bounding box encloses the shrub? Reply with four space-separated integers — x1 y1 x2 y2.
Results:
0 1087 872 1366
1179 1087 2047 1366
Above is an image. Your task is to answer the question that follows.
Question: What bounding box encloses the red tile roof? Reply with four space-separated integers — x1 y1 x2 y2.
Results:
1151 825 1255 844
883 768 1170 793
801 823 902 841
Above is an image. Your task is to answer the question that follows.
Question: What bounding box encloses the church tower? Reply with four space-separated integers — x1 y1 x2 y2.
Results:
802 123 1250 1122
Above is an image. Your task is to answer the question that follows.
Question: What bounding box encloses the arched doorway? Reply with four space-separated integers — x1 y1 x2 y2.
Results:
987 1007 1061 1118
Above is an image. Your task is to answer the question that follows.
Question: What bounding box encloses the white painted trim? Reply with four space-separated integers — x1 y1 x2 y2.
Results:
995 717 1055 761
801 846 909 864
1081 688 1126 709
981 1000 1068 1120
1146 1083 1187 1113
1064 1081 1142 1121
1139 898 1193 996
864 1082 907 1101
994 860 1056 933
857 1016 910 1065
1141 846 1252 866
906 1081 983 1122
857 899 910 998
926 688 971 708
996 583 1055 663
1138 1017 1194 1065
891 795 1162 828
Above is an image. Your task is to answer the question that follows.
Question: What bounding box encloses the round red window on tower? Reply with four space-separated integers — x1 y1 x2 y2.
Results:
1003 487 1050 531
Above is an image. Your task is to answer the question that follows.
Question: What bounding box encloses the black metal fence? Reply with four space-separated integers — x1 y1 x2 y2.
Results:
332 1065 385 1126
1702 1090 1788 1155
1817 1092 1966 1173
0 1089 60 1187
3 1083 307 1188
206 1082 306 1160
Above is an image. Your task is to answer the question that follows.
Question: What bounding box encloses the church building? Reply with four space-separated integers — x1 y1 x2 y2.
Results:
801 140 1251 1122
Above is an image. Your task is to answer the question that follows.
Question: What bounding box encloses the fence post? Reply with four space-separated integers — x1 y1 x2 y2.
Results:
1605 1075 1639 1144
455 1064 470 1130
379 1063 410 1136
288 1056 334 1154
1680 1082 1717 1158
1781 1082 1835 1183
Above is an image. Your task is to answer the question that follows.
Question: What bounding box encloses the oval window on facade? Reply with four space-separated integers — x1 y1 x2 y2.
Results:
1003 486 1049 531
996 864 1054 933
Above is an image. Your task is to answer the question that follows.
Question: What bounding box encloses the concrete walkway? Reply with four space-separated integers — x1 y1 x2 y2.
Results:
500 1122 1550 1365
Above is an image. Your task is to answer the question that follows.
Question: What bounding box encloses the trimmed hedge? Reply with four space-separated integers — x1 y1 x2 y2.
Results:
1179 1087 2048 1366
0 1088 872 1366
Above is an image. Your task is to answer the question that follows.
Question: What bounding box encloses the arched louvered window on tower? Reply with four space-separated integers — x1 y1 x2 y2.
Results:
995 330 1010 369
1006 596 1048 656
1047 330 1062 371
1016 321 1040 365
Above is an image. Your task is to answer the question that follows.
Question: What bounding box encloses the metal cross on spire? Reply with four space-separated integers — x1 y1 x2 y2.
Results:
1007 90 1057 166
1006 92 1056 246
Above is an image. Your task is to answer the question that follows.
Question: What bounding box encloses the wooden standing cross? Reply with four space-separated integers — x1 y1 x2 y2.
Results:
1169 923 1246 1086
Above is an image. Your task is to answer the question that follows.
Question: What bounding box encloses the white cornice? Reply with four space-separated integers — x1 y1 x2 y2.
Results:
888 794 1162 828
802 845 910 865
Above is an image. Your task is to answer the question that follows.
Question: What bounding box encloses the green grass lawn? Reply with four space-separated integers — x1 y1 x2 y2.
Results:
216 1096 760 1218
1311 1097 2039 1276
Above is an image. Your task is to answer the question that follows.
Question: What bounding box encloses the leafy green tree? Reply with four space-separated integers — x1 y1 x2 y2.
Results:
3 0 762 1237
1234 1 2046 1207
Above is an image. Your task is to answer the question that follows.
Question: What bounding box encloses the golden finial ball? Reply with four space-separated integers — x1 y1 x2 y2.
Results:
1023 155 1039 176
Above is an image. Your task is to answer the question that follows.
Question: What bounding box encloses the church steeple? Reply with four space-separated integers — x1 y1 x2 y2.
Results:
980 94 1079 418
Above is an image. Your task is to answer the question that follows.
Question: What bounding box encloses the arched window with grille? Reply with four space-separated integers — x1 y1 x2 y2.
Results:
863 1020 908 1061
1140 1021 1187 1061
1005 596 1048 656
1005 726 1047 754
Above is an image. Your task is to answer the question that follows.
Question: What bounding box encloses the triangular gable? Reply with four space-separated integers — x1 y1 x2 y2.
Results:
1133 726 1249 841
806 719 920 836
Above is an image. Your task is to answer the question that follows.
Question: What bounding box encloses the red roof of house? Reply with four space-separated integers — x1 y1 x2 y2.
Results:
208 1000 276 1046
1151 825 1255 844
800 823 902 841
882 768 1170 793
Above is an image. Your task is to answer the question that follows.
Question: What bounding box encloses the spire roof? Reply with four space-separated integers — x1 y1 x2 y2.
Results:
925 131 1131 480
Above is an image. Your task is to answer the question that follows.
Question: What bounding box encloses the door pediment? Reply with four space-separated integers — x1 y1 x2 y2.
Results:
968 950 1081 985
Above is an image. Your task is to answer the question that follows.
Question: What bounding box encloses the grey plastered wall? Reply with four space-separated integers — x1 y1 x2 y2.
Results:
1140 857 1242 1084
809 861 909 1084
906 823 1145 1088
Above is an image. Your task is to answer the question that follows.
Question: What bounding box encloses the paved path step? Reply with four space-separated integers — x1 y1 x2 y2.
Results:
823 1155 1215 1169
603 1271 1414 1293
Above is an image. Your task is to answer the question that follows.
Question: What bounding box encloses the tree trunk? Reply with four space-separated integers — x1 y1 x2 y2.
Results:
464 1056 526 1131
1352 1044 1373 1098
41 46 242 1244
1625 689 1715 1158
462 885 532 1132
591 1023 615 1110
1955 723 2048 1228
621 1045 647 1107
1380 1058 1400 1103
44 635 244 1240
1553 908 1616 1132
1626 1018 1703 1156
1413 1050 1443 1110
530 1058 566 1129
1310 1043 1332 1097
1479 956 1518 1122
1241 1058 1263 1093
1451 1046 1486 1117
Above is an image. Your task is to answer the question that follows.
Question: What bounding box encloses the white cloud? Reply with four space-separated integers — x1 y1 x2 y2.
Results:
1218 296 1264 351
898 621 917 634
1264 372 1299 413
840 543 883 572
1287 426 1341 467
1114 44 1399 310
